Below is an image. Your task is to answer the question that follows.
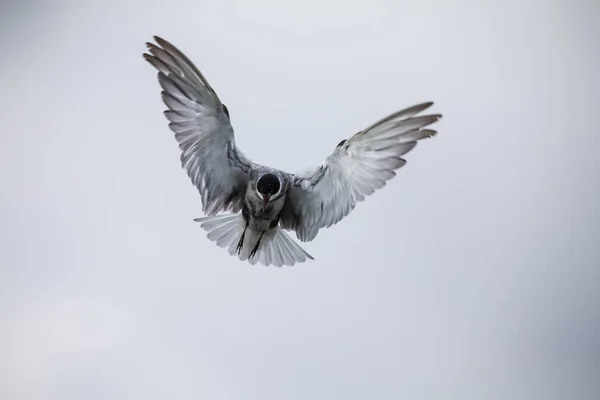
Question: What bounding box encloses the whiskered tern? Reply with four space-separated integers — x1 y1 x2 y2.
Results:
143 36 442 267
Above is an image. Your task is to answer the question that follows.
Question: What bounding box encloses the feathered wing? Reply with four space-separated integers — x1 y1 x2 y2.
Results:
143 36 253 216
280 102 442 242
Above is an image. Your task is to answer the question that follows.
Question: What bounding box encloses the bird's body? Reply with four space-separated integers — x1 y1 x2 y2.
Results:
238 169 289 257
143 36 442 267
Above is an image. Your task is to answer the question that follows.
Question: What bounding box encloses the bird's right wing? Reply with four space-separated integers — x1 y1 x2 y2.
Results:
280 102 442 242
143 36 253 216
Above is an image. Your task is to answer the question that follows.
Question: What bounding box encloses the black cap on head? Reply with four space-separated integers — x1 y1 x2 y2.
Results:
257 173 280 196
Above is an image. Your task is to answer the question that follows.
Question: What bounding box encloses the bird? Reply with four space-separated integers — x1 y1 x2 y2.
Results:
143 36 442 267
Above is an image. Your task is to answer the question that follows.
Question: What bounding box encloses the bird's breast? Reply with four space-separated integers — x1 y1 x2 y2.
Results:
244 194 285 231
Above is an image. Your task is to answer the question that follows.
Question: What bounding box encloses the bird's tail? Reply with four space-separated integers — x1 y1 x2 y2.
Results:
193 214 314 267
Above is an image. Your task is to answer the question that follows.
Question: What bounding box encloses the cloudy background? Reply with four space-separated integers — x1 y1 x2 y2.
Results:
1 0 599 399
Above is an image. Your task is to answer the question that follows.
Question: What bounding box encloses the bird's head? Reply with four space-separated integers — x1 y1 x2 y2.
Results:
256 173 282 212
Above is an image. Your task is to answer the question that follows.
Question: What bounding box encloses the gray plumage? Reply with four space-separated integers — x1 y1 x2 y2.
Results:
143 36 442 267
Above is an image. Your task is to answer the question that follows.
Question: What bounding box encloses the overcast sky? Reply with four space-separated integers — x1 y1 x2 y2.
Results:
1 0 599 399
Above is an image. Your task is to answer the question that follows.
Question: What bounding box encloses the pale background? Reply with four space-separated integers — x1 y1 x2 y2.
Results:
1 0 599 399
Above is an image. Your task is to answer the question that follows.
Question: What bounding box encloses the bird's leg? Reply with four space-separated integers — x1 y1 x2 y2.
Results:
249 231 265 259
236 222 249 254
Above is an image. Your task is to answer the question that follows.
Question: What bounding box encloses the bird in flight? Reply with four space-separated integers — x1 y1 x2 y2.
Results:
143 36 442 267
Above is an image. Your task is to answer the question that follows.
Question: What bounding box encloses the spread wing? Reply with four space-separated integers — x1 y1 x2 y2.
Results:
280 102 442 242
143 36 253 216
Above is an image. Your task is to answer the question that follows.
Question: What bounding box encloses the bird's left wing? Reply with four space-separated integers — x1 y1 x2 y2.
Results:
280 102 442 242
143 36 253 216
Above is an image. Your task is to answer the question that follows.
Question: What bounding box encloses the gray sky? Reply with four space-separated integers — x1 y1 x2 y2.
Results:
1 0 599 399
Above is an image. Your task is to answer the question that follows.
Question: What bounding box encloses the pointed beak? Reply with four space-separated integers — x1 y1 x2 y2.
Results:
262 194 270 213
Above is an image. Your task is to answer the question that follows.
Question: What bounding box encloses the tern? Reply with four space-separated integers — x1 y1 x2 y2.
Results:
143 36 442 267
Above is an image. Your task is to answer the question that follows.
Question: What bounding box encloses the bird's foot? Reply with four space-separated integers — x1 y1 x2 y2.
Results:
249 232 265 259
236 233 245 255
249 243 259 259
236 223 249 255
